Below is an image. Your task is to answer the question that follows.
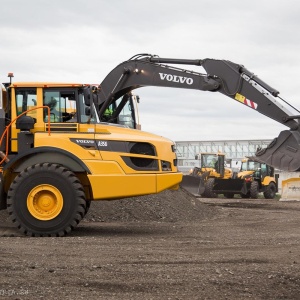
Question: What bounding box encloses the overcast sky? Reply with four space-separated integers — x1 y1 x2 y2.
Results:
1 0 299 142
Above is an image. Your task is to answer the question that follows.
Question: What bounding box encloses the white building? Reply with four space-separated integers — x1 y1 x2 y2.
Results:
175 139 272 170
175 139 300 194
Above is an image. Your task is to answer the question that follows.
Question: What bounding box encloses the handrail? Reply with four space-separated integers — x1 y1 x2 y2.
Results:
0 106 51 166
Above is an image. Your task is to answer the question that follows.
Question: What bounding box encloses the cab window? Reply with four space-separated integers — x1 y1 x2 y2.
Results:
15 88 37 120
43 90 77 123
115 96 136 128
202 154 218 168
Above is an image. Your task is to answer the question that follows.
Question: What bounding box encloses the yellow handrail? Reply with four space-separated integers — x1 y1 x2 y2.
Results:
0 106 51 166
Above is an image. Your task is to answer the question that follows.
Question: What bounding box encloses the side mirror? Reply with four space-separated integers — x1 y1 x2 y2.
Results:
85 107 91 116
83 87 91 106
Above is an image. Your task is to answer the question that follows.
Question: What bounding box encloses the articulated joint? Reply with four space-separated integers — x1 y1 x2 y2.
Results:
123 67 132 74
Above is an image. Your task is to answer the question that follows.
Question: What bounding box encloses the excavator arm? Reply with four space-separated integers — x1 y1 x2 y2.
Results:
97 54 300 171
97 54 220 117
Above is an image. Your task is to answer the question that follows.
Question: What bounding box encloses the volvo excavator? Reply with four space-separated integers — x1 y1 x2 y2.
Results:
95 54 300 170
1 53 299 236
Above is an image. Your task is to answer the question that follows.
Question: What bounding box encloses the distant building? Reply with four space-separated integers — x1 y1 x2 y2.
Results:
175 139 272 171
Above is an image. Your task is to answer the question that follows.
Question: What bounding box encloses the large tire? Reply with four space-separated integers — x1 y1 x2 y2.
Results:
240 193 250 199
250 181 259 199
7 163 86 237
84 200 92 217
263 182 276 199
205 178 217 198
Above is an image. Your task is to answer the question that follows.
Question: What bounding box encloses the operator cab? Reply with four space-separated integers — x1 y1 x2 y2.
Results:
98 94 140 129
240 158 274 179
12 85 140 129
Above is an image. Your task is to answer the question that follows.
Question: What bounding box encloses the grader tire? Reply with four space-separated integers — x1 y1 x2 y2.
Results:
7 163 86 237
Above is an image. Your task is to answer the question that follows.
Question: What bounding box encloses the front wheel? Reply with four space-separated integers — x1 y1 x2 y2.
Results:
7 163 86 237
205 178 217 198
240 192 250 199
263 182 277 199
250 181 259 199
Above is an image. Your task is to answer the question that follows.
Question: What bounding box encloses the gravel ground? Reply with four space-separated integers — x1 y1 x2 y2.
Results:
0 188 299 299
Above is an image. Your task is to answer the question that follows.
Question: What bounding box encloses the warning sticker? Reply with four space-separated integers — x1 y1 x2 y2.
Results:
235 93 258 109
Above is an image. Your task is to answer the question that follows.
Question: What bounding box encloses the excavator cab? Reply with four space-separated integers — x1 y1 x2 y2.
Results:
97 93 141 129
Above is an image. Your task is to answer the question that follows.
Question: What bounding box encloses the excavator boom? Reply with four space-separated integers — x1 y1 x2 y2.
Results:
98 54 300 171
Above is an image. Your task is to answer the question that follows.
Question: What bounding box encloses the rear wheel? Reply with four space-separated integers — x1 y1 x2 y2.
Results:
7 163 86 237
240 193 250 198
250 181 259 199
205 178 217 198
263 182 276 199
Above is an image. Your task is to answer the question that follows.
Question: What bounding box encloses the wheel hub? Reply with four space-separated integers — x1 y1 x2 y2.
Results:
27 184 63 221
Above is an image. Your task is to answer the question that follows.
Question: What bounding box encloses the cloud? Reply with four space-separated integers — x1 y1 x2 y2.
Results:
1 0 299 142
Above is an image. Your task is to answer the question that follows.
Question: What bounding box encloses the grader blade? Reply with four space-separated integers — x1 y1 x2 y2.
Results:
255 130 300 171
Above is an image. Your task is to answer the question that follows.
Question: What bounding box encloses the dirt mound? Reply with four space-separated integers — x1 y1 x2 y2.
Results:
0 188 218 225
84 188 218 223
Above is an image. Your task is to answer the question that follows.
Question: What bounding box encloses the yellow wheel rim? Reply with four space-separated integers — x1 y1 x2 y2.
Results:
27 184 63 221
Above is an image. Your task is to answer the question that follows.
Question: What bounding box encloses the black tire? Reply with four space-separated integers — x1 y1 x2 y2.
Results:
240 193 250 199
200 192 207 197
84 200 92 217
205 178 217 198
7 163 86 237
250 181 259 199
263 182 276 199
224 193 235 198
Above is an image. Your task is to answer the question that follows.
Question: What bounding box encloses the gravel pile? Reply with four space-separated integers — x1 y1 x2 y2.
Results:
0 188 218 225
84 187 218 223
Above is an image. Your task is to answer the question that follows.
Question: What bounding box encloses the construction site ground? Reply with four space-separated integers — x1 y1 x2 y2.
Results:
0 188 299 300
